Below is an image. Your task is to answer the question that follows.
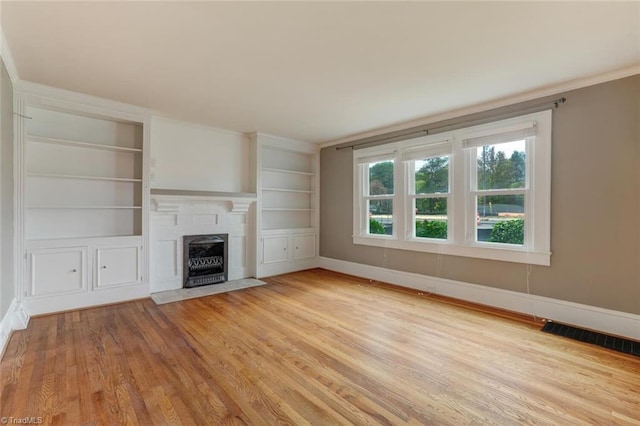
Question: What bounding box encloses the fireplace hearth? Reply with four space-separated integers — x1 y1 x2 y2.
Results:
183 234 228 288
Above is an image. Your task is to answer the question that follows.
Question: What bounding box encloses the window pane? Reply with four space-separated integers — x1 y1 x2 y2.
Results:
415 156 449 194
477 195 524 245
415 198 447 239
368 199 393 235
368 161 394 195
477 140 526 190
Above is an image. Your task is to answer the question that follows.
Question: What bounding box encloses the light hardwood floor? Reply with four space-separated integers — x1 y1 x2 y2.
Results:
1 269 639 425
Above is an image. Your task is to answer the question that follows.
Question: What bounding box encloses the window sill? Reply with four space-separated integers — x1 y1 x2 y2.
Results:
353 236 550 266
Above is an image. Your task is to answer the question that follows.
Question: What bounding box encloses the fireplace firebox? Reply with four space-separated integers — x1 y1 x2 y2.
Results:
183 234 228 288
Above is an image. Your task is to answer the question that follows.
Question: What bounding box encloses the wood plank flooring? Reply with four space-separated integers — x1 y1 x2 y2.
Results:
1 268 639 425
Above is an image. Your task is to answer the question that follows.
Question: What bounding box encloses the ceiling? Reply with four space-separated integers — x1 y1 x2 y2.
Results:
2 2 639 144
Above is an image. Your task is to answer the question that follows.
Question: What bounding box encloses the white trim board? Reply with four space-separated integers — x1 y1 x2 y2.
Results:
15 81 153 122
0 25 19 83
22 283 149 316
318 257 640 341
0 298 29 359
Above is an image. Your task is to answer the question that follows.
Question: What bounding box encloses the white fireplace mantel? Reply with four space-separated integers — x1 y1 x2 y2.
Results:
149 189 257 293
151 189 257 213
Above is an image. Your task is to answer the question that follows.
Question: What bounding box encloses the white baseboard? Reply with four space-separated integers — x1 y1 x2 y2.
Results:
318 257 640 341
22 284 150 316
256 258 318 279
0 298 29 358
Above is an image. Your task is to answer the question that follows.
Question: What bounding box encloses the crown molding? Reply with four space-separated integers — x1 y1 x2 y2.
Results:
321 64 640 149
0 24 19 84
15 80 154 122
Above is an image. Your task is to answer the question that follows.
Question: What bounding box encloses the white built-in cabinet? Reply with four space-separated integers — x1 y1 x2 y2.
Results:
293 233 315 259
261 232 316 264
26 237 142 296
262 235 289 264
254 134 319 277
28 246 88 297
15 87 150 315
94 245 142 289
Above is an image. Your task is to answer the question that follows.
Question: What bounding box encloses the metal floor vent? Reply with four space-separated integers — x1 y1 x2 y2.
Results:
541 321 640 358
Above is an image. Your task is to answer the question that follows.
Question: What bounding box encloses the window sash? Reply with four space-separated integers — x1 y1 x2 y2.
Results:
363 160 395 196
470 189 526 196
364 194 394 200
412 193 450 199
409 156 451 196
411 195 450 241
360 160 396 237
365 197 395 237
471 139 529 192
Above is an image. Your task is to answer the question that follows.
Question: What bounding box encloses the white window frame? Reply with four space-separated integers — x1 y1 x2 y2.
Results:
353 149 397 240
353 110 552 266
405 138 452 243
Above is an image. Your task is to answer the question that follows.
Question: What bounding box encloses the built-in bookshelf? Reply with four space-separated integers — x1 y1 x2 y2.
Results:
260 147 316 231
14 84 153 316
25 107 143 240
254 135 319 278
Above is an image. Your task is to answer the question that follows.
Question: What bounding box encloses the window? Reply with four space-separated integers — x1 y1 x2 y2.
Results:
367 160 394 235
353 110 552 266
405 140 451 241
473 139 526 245
355 152 396 238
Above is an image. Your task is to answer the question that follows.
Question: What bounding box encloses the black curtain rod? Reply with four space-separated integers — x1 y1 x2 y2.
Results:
335 97 567 151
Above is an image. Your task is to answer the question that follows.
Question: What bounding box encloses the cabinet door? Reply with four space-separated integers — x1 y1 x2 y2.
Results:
28 247 87 297
293 234 315 260
262 235 289 264
95 246 141 289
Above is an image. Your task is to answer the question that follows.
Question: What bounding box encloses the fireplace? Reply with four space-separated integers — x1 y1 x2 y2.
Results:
183 234 228 288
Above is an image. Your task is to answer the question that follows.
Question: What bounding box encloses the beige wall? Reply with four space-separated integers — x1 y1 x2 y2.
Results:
0 58 14 317
320 75 640 315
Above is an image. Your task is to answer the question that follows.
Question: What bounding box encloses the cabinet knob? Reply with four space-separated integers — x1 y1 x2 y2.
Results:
283 248 287 251
71 269 77 273
101 265 107 269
